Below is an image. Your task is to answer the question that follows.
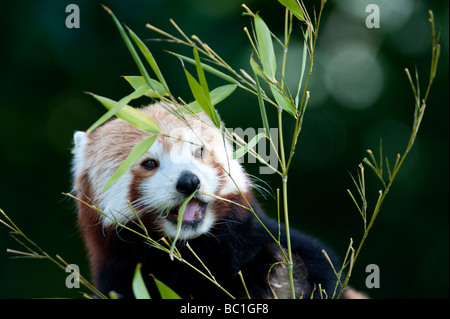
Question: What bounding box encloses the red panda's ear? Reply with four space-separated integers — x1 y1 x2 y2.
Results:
73 131 88 156
73 131 88 148
72 131 88 177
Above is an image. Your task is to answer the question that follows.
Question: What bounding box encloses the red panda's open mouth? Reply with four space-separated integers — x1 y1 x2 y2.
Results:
166 198 207 226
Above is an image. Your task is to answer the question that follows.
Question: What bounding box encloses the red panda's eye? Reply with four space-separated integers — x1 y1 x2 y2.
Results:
194 147 204 159
141 159 158 171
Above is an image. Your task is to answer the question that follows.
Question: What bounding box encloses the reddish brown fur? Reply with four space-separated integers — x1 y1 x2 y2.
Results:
76 171 113 282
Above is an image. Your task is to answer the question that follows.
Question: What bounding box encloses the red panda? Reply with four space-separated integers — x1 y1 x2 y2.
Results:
72 103 345 299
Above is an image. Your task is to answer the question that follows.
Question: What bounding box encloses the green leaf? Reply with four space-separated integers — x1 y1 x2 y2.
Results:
249 33 296 117
132 263 151 299
127 27 170 94
254 14 277 79
250 54 265 79
102 5 155 91
194 47 210 98
88 86 151 132
277 0 305 21
103 135 158 192
233 132 266 160
295 31 309 108
184 68 221 128
207 84 237 105
169 189 198 259
184 84 237 113
88 93 161 134
170 52 239 84
123 76 168 98
270 84 297 116
153 277 182 299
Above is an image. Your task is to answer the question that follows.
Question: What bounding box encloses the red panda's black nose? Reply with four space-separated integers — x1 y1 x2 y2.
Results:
176 171 200 195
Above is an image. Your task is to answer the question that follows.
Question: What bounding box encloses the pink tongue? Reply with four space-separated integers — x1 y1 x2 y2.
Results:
182 200 202 222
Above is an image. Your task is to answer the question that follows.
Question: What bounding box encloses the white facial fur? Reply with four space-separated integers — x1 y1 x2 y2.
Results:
72 104 250 239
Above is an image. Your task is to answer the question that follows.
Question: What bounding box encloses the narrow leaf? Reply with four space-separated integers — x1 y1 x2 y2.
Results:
169 189 198 259
193 47 210 98
254 71 271 139
185 84 237 113
270 84 297 116
103 135 158 192
153 277 182 299
132 263 151 299
184 69 221 128
88 93 161 134
277 0 305 21
123 76 168 98
88 86 151 132
127 27 170 94
170 52 239 84
233 132 266 160
250 54 265 79
295 31 309 108
254 14 277 79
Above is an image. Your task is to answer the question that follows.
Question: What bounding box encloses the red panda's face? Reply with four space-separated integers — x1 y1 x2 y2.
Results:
72 104 249 240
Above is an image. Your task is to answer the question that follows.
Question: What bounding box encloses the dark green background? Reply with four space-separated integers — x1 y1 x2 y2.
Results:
0 0 448 298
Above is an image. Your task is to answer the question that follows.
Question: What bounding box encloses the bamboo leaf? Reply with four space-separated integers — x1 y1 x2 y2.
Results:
170 52 239 84
254 14 277 79
208 84 237 105
123 76 168 98
270 84 297 116
250 54 265 79
250 50 296 116
295 31 309 108
250 54 296 116
277 0 305 21
132 263 151 299
193 47 210 98
185 84 237 113
87 87 150 132
103 135 158 192
153 277 182 299
88 93 161 134
127 27 170 94
192 46 222 124
184 68 221 128
254 71 271 139
233 132 266 160
169 189 198 259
